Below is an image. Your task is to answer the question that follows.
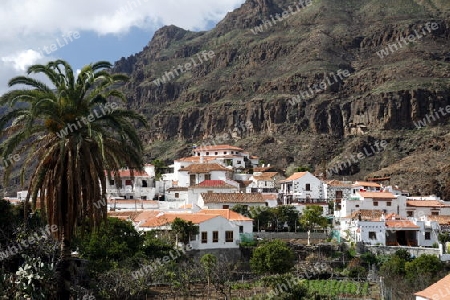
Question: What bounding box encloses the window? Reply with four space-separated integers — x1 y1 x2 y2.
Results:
225 231 233 242
206 152 209 155
175 193 180 198
369 232 376 240
205 174 211 180
125 179 132 185
387 202 391 206
190 174 196 186
231 151 234 154
305 184 311 191
237 160 242 164
215 152 218 155
373 201 378 206
239 226 244 233
355 205 359 208
432 211 439 216
213 231 218 242
223 205 229 209
224 151 227 155
142 180 148 187
110 179 115 185
407 211 414 217
335 191 343 199
141 196 147 200
425 232 431 240
201 232 208 243
190 233 197 241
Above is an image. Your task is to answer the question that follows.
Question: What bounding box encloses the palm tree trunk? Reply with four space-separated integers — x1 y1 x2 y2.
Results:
56 234 71 300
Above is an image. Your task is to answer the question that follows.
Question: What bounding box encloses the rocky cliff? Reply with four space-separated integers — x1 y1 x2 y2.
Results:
113 0 450 197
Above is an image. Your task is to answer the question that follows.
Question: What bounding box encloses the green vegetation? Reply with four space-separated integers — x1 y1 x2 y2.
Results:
305 280 370 297
250 240 294 275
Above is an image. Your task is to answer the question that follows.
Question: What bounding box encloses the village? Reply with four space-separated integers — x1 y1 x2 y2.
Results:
6 144 450 262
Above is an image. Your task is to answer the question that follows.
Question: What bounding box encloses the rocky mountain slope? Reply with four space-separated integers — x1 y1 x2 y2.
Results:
113 0 450 197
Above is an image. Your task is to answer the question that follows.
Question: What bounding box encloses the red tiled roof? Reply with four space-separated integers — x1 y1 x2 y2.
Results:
407 200 448 207
348 209 384 220
179 163 230 173
140 213 218 227
262 194 277 201
385 220 419 229
201 193 265 204
353 181 381 188
280 172 308 182
198 209 253 221
190 180 237 189
359 192 396 199
252 172 279 181
415 273 450 299
176 156 217 163
194 144 244 151
427 215 450 225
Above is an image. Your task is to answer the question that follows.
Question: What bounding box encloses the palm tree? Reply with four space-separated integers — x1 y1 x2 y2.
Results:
0 60 147 299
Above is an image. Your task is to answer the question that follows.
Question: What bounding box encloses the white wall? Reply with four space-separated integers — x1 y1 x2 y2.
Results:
356 221 386 245
281 172 324 200
189 216 252 250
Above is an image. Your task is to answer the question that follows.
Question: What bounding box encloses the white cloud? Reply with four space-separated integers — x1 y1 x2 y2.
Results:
1 49 43 72
0 0 245 95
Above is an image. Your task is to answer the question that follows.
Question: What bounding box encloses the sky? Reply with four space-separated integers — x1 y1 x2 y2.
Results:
0 0 246 95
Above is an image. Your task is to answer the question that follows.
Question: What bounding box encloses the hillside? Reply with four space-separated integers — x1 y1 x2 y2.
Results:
112 0 450 197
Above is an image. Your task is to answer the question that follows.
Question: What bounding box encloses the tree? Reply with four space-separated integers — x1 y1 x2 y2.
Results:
200 253 217 298
171 217 199 248
75 217 144 272
231 204 250 217
274 205 299 232
0 60 147 299
299 205 328 245
250 239 294 275
151 159 166 180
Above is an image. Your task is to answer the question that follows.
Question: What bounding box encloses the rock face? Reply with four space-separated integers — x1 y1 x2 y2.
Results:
113 0 450 197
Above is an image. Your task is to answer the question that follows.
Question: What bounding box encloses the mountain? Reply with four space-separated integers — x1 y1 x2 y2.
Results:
113 0 450 198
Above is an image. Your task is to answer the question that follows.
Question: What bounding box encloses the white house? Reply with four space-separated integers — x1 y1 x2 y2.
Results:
138 210 253 250
199 192 267 209
349 214 440 247
248 172 281 193
192 144 259 169
335 191 403 220
177 163 233 187
405 200 450 217
104 169 155 200
279 172 325 204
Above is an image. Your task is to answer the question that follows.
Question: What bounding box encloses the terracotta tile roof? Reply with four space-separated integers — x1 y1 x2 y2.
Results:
179 163 230 173
415 273 450 299
385 220 420 229
359 192 396 199
280 172 308 182
349 209 384 220
176 156 216 163
427 215 450 225
262 194 278 201
201 192 265 204
252 172 279 181
140 213 218 227
353 181 381 188
407 200 448 207
190 180 237 189
134 210 161 222
198 209 253 221
326 180 353 188
195 144 244 151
